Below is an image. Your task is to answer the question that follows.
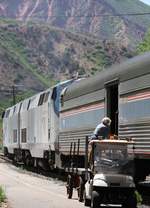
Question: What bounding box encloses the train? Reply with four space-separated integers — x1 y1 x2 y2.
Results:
2 51 150 181
2 79 76 169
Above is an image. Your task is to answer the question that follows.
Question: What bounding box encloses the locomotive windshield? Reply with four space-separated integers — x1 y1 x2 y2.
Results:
93 141 134 176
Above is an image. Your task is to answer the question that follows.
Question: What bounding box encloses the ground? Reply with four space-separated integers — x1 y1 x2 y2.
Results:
0 201 9 208
0 159 149 208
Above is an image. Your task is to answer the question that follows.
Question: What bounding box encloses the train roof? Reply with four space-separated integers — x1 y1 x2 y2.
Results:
63 52 150 101
3 79 75 114
4 88 51 113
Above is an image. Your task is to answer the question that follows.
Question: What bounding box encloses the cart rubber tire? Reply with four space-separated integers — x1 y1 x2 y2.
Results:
122 194 137 208
66 175 73 199
84 190 91 206
84 198 91 207
78 176 84 202
91 191 100 208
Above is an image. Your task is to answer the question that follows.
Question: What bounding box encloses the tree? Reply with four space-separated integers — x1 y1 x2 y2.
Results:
137 29 150 54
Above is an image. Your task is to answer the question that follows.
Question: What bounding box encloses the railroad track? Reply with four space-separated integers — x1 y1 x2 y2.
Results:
0 153 12 163
0 153 66 181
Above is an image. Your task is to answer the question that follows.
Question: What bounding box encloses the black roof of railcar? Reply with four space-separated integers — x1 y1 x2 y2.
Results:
64 52 150 101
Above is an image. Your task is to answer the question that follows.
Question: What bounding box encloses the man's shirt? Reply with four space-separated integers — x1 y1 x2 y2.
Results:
93 123 109 139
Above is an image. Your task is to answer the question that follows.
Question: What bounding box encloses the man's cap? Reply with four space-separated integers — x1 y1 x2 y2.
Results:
102 117 111 126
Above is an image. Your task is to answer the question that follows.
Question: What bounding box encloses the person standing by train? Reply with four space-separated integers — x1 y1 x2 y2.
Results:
90 117 111 142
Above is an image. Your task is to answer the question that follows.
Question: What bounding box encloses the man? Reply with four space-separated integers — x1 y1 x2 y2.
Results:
88 117 111 166
90 117 111 141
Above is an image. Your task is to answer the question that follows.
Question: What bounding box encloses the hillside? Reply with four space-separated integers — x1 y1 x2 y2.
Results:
0 19 134 140
1 0 149 140
0 19 133 99
0 0 149 99
0 0 150 47
0 0 150 136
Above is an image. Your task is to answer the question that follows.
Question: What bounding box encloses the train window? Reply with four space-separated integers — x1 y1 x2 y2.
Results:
1 111 5 119
13 106 16 114
48 129 50 141
60 95 64 107
60 87 67 107
51 87 57 100
38 93 45 106
5 109 10 118
120 89 150 121
27 99 31 110
19 103 22 113
21 128 27 143
29 96 37 108
43 92 50 103
13 129 17 143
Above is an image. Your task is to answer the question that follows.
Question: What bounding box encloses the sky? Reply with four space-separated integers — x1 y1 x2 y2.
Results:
140 0 150 5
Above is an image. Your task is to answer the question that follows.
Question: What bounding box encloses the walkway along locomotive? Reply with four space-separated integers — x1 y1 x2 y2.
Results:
2 52 150 182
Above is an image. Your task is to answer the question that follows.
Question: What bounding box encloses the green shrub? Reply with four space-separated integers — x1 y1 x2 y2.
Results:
135 190 142 205
0 186 6 203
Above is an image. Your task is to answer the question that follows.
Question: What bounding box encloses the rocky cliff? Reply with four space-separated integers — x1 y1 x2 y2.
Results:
0 20 132 100
1 0 150 47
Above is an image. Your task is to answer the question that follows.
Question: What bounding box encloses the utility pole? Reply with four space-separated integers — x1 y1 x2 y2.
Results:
0 85 24 106
12 85 16 105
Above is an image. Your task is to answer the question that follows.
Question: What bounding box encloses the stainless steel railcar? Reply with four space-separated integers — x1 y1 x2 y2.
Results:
59 52 150 181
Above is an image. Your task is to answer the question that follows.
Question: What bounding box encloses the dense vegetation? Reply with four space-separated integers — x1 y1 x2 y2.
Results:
0 19 132 93
137 29 150 53
0 186 6 203
0 20 51 88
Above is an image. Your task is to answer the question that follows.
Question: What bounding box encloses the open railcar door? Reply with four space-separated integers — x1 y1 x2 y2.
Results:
105 81 118 135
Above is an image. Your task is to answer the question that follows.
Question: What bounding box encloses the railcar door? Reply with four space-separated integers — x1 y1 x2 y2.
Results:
105 81 118 135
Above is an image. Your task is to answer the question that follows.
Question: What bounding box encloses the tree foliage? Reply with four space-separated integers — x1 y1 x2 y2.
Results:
0 186 6 203
137 29 150 54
